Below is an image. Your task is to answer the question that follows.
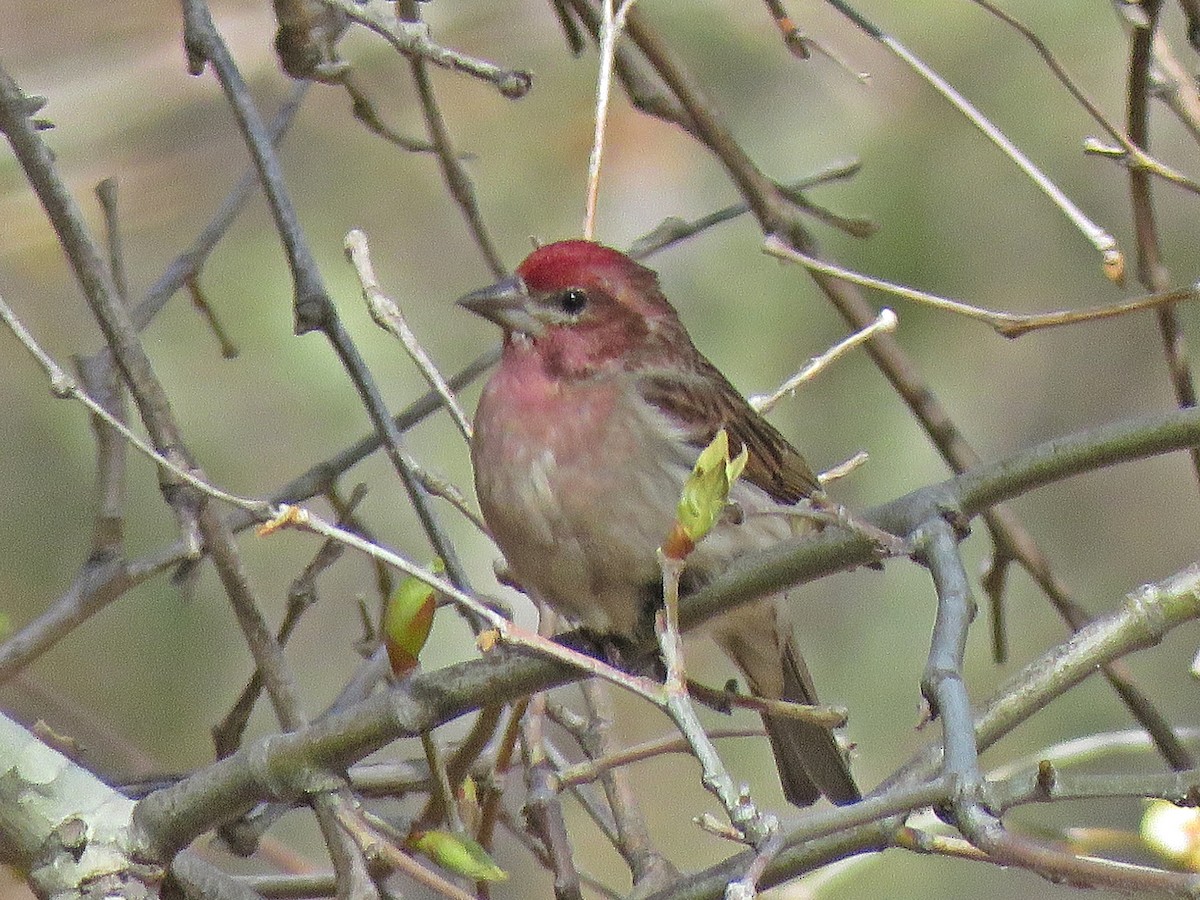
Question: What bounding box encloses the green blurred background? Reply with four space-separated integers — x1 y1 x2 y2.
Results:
2 1 1199 897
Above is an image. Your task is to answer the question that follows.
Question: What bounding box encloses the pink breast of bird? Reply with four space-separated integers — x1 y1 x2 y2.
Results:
471 331 795 635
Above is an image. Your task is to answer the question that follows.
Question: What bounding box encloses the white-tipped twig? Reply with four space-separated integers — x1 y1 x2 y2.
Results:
750 308 897 414
764 235 1197 338
344 229 473 442
824 2 1122 273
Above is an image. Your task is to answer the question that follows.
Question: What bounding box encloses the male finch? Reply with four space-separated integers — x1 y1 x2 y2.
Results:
460 240 858 807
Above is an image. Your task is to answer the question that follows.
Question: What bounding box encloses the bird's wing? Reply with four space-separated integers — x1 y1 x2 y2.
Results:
637 360 820 505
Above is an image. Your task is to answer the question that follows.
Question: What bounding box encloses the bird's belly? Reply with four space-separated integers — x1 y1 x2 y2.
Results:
473 383 690 634
479 435 686 633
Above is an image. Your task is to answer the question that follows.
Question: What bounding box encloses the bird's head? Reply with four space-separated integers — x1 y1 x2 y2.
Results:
458 240 684 377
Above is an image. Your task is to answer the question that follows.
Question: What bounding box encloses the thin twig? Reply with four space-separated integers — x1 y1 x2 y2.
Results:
83 179 130 560
686 677 848 727
556 727 767 788
576 680 680 889
750 308 897 413
1083 137 1200 194
970 0 1200 196
399 0 505 277
344 229 473 442
764 236 1195 338
985 726 1200 783
497 808 624 899
1149 27 1200 144
318 0 532 99
823 0 1123 276
1124 3 1200 488
584 0 639 238
626 159 863 260
185 276 239 359
420 731 463 833
653 550 777 849
520 665 584 900
818 451 869 485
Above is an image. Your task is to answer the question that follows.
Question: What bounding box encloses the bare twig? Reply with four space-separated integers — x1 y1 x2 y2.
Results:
520 688 584 900
185 276 239 359
584 0 640 238
750 308 897 413
399 0 505 277
318 0 532 98
344 229 473 443
575 680 680 890
626 159 864 260
556 727 766 788
764 236 1196 339
970 0 1200 196
1124 3 1200 488
824 0 1123 277
653 539 777 849
1150 27 1200 143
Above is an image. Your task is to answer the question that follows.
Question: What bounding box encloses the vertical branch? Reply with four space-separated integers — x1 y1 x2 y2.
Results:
1126 3 1200 485
79 178 131 560
917 518 980 788
521 691 584 900
583 0 636 238
399 0 505 277
577 680 679 890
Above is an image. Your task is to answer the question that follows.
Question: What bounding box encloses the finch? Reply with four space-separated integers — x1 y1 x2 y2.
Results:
460 239 858 807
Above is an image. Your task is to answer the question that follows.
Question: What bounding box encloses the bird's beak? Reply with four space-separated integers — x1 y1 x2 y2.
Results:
457 275 543 336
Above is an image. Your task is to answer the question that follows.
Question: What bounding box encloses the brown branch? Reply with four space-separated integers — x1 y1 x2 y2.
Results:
399 1 505 277
576 680 679 890
520 691 583 900
1127 2 1200 492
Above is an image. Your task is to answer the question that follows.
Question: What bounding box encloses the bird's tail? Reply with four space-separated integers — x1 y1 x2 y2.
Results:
712 601 859 807
767 638 859 806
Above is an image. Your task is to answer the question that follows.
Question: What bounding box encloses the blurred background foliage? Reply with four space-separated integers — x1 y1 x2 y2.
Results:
1 1 1199 897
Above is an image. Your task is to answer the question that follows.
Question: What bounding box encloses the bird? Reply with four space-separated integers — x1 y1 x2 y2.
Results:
459 239 858 807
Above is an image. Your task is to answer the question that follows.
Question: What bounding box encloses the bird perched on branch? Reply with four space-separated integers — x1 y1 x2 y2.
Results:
460 239 858 807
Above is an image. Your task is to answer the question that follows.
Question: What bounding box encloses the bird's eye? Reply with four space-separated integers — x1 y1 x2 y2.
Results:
558 288 588 316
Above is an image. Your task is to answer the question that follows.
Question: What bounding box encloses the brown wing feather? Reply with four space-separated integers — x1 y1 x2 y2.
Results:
638 358 820 504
